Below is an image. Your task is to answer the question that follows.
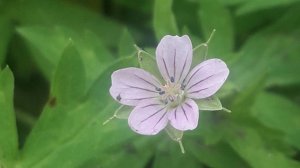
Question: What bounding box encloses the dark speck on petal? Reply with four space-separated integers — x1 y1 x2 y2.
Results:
117 95 122 101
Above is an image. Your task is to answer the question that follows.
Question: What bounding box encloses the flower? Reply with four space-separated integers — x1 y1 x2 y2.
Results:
110 35 229 135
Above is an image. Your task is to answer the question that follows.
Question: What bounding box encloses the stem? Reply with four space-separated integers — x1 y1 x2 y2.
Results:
222 107 232 113
206 29 216 44
102 115 116 125
178 140 185 154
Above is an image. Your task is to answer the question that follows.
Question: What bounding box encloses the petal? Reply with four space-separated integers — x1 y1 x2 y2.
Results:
156 35 193 83
128 100 168 135
184 59 229 99
168 99 199 131
110 67 162 106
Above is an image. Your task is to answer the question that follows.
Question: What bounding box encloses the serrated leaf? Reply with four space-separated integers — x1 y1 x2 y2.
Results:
0 67 18 166
153 0 179 40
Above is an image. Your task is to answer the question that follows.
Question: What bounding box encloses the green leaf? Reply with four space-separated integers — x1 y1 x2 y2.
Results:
196 111 228 145
226 126 300 168
88 55 138 101
99 139 153 168
118 28 135 57
236 0 300 15
153 143 202 168
17 26 113 87
19 57 138 168
9 0 124 48
188 140 250 168
102 105 133 125
51 43 86 105
0 16 12 68
135 46 163 82
195 95 223 111
251 92 300 150
114 105 133 119
192 43 208 67
153 0 179 40
198 0 234 58
0 67 18 166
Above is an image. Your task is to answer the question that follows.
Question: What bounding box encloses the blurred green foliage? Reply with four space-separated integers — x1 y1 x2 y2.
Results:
0 0 300 167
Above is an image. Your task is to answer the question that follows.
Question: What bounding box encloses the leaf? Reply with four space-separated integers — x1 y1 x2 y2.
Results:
251 92 300 150
192 43 208 67
0 67 18 166
188 140 250 168
236 0 300 15
153 0 179 40
118 28 135 57
114 105 133 119
135 46 163 82
153 143 202 168
196 111 228 145
10 0 124 48
226 126 300 168
88 55 138 101
197 0 234 58
17 26 113 88
51 43 86 105
195 95 223 111
19 56 138 168
98 139 153 168
0 16 12 68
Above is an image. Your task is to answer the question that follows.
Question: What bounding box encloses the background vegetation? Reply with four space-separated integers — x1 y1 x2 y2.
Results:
0 0 300 167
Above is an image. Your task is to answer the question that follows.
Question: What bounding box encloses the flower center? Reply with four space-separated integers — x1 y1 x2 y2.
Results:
157 80 185 108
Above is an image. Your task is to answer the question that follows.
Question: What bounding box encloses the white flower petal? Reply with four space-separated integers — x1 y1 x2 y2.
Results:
184 59 229 99
156 35 193 83
110 67 162 106
128 100 168 135
168 98 199 130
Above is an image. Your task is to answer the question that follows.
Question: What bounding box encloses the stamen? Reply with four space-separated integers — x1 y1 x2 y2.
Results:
163 99 168 104
180 84 186 90
159 91 165 95
155 87 162 91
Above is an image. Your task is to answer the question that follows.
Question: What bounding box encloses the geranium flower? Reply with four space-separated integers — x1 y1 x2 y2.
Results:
110 35 229 135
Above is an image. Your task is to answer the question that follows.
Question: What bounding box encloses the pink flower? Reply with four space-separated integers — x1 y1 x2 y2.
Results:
110 35 229 135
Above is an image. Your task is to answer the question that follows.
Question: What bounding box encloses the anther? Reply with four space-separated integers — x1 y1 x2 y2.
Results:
155 87 162 91
170 77 175 83
159 91 165 95
180 84 186 90
163 99 168 104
